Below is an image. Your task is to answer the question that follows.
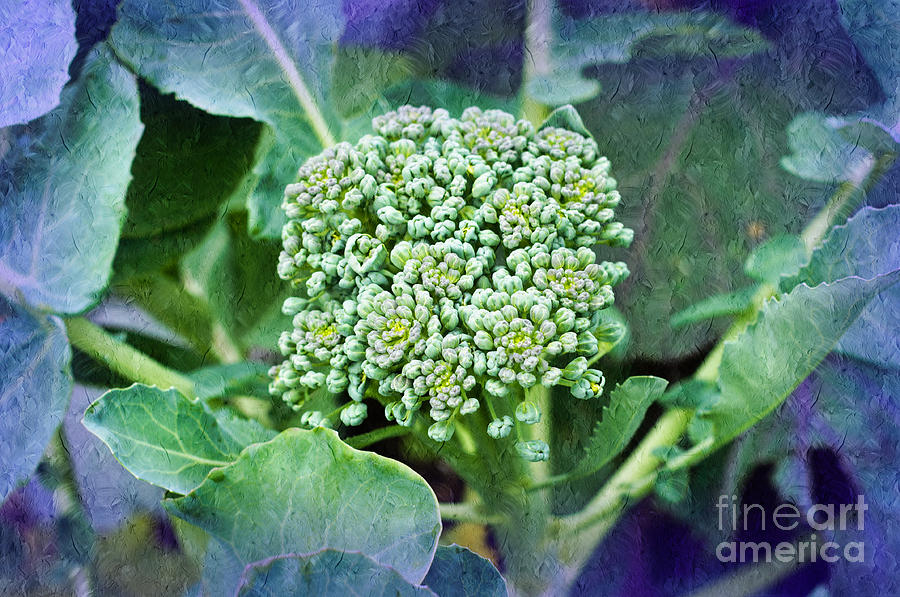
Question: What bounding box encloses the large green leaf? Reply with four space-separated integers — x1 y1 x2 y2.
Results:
702 272 900 449
423 545 507 597
564 376 668 481
181 211 291 352
0 297 72 500
788 205 900 368
109 0 390 238
0 45 142 314
0 0 77 127
82 384 271 494
237 550 436 597
527 8 766 106
167 427 441 584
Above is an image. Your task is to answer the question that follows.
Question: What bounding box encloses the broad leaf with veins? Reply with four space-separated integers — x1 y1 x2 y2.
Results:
0 45 142 314
167 428 441 585
110 0 381 238
0 297 72 501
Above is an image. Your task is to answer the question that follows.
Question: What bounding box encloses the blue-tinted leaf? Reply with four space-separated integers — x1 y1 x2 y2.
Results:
109 0 399 238
0 297 72 501
237 550 436 597
727 354 900 595
789 205 900 368
0 45 142 313
168 428 441 584
836 0 900 123
423 545 507 597
0 0 77 126
528 9 766 106
703 273 900 449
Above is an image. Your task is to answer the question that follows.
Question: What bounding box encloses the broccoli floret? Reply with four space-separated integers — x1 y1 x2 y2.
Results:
269 105 632 460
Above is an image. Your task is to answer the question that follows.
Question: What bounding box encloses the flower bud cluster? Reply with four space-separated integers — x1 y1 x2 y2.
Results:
270 105 632 459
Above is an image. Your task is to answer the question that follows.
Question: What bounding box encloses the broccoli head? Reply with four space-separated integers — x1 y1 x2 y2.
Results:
269 105 632 460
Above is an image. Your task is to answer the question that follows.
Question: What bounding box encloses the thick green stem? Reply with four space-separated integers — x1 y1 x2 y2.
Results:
345 425 411 449
440 501 506 525
65 317 196 399
559 408 692 534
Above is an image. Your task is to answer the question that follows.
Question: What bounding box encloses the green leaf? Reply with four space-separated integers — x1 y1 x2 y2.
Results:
527 9 767 106
187 362 271 401
788 204 900 369
237 550 436 597
181 211 291 352
168 427 441 584
423 545 507 597
702 273 900 449
109 0 402 238
744 234 807 284
0 0 76 126
0 45 142 313
538 105 592 138
669 286 758 328
122 83 266 239
83 384 265 494
0 297 72 500
780 112 898 183
566 376 669 481
209 408 276 448
654 467 690 505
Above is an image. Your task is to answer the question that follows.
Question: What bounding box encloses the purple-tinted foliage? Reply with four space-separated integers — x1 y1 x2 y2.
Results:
442 42 525 97
342 0 442 50
571 499 721 596
570 474 832 596
0 478 56 531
